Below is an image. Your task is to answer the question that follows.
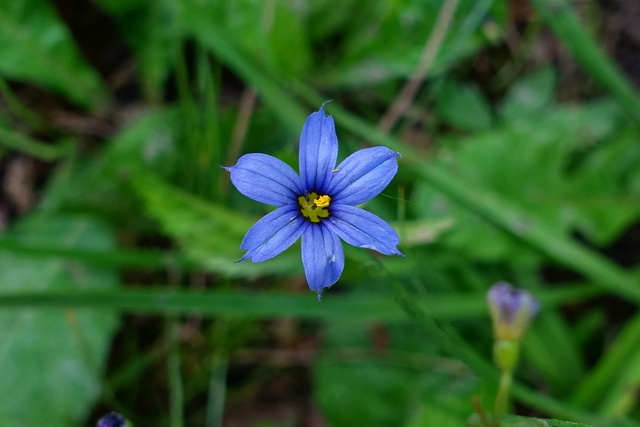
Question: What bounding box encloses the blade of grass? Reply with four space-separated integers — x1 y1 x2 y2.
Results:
0 125 73 160
0 77 49 130
205 354 228 427
167 318 184 427
0 238 195 270
0 285 600 321
177 0 306 130
569 312 640 413
529 0 640 124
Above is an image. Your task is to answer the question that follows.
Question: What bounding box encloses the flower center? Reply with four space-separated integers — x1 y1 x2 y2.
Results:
298 192 331 223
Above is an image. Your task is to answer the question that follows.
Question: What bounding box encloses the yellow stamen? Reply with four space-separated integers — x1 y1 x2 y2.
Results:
298 192 331 223
314 195 331 207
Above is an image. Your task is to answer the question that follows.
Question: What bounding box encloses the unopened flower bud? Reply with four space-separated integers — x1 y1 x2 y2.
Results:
487 282 540 342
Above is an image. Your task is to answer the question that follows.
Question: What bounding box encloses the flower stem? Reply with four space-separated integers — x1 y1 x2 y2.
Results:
494 370 513 423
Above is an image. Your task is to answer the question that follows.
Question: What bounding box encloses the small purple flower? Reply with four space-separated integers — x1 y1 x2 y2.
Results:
487 282 540 341
225 105 402 294
96 412 127 427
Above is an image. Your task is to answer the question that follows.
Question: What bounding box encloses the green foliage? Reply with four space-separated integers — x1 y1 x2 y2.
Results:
1 0 640 426
0 214 119 425
415 69 640 262
132 170 302 279
0 2 107 107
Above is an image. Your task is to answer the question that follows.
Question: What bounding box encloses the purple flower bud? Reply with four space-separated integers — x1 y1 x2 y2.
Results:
487 282 540 341
96 412 127 427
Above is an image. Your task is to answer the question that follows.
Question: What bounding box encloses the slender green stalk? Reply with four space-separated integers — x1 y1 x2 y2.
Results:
494 371 513 421
167 319 184 427
529 0 640 124
0 239 194 269
570 312 640 411
0 285 600 321
0 77 48 129
379 0 460 131
0 125 72 160
206 355 228 427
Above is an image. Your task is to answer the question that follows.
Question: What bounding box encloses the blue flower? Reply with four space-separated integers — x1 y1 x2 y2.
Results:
96 412 128 427
225 105 402 294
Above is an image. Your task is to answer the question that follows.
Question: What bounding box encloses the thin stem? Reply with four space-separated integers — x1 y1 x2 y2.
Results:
205 355 229 427
378 0 460 132
494 370 513 423
167 319 184 427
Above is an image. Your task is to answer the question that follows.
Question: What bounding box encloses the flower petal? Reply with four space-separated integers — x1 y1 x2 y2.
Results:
225 153 302 206
240 205 308 262
301 224 344 291
298 106 338 194
325 204 403 256
328 146 399 205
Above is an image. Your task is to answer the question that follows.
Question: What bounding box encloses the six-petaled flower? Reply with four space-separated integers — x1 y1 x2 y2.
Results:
224 104 403 296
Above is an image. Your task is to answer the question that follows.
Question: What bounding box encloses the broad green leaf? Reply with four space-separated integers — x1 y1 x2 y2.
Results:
0 214 119 426
0 2 107 108
434 80 493 131
499 67 557 122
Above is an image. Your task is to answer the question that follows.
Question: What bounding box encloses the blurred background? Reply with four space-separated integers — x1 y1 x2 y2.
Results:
0 0 639 426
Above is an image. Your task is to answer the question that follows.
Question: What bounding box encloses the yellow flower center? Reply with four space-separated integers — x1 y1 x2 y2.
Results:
298 192 331 223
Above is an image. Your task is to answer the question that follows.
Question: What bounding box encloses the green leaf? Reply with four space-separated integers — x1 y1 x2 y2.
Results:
499 67 557 122
434 80 493 131
502 414 595 426
315 0 496 87
0 2 107 108
0 213 119 426
414 97 640 261
131 171 301 279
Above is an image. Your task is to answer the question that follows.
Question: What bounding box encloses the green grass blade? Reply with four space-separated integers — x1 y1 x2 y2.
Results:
0 285 598 322
529 0 640 124
0 238 194 270
570 312 640 414
0 125 73 160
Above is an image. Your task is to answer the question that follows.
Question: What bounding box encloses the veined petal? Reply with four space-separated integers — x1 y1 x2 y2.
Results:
240 205 308 262
325 204 403 256
298 106 338 194
225 153 302 206
301 224 344 291
328 146 399 206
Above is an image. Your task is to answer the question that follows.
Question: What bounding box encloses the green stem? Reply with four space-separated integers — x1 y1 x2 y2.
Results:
494 370 513 423
167 319 184 427
0 285 599 321
528 0 640 124
0 125 72 161
206 355 229 427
